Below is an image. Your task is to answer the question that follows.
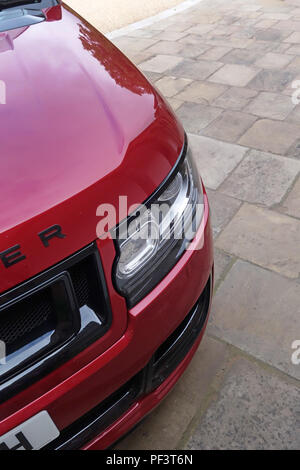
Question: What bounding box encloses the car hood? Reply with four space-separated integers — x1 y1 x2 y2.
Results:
0 6 184 291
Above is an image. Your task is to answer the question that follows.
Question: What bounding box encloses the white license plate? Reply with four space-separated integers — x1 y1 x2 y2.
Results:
0 411 60 450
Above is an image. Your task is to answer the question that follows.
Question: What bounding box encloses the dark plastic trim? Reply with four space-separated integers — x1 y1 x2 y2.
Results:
0 243 113 403
45 274 212 450
47 373 144 450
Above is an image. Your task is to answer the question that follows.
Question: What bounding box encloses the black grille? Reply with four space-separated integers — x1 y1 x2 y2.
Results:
0 243 112 402
0 289 55 347
69 260 91 309
46 275 212 450
0 255 99 356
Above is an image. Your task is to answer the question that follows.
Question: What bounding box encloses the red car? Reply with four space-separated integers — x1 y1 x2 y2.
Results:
0 0 213 450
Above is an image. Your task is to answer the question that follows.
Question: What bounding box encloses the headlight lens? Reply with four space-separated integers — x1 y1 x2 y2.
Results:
114 142 204 307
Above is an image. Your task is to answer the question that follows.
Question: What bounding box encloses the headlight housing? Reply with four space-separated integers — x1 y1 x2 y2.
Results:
113 139 204 307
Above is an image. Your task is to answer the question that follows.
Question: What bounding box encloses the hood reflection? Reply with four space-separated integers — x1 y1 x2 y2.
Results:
79 23 152 97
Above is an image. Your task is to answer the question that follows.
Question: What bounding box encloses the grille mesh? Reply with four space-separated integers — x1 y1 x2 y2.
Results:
69 260 90 308
0 257 92 350
0 289 55 346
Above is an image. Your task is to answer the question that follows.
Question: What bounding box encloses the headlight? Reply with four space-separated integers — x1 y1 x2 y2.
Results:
113 139 204 307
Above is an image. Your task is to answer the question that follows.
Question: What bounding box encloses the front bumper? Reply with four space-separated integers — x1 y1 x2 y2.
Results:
48 276 212 449
0 193 213 449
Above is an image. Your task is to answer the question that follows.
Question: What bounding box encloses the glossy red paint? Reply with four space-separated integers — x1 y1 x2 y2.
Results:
0 4 184 294
0 190 212 421
0 3 213 449
43 4 62 22
84 330 207 450
0 196 213 436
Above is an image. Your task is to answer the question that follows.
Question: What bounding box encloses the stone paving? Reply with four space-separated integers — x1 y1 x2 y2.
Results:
109 0 300 450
